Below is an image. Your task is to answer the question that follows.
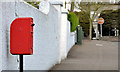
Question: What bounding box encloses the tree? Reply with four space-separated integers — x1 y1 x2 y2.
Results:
75 11 90 37
100 9 120 36
74 1 104 39
70 0 75 12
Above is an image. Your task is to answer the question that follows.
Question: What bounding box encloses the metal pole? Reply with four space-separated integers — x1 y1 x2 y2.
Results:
109 27 110 36
96 23 98 39
117 30 119 36
20 55 23 72
115 28 117 36
100 24 102 37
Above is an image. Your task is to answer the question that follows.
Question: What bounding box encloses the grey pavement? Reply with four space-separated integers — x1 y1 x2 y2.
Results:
51 40 118 70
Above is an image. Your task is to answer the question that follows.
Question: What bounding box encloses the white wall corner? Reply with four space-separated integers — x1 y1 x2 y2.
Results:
61 8 69 14
71 31 76 35
49 1 63 7
39 1 50 15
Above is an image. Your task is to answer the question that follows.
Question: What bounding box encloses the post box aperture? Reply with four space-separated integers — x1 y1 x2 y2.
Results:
10 17 34 55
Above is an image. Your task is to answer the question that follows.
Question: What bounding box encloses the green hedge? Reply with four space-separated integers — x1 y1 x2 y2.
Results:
68 12 79 32
27 2 40 8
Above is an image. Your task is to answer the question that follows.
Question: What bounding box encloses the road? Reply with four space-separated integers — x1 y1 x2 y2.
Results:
51 40 118 70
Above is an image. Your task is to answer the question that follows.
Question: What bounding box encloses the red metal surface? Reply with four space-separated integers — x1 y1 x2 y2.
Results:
98 17 104 24
10 17 34 55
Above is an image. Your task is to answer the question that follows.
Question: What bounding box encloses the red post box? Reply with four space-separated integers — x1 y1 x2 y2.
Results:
10 17 35 55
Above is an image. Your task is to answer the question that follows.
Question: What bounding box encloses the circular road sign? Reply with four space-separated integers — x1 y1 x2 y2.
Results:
98 17 104 24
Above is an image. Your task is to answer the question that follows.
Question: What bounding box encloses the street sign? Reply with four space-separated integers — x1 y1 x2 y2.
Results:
98 17 104 24
98 17 104 37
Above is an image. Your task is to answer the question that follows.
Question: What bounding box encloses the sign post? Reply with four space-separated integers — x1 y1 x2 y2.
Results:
100 24 102 37
98 17 104 37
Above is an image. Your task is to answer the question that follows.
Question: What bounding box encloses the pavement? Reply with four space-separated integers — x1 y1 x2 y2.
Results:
99 36 119 42
51 40 118 70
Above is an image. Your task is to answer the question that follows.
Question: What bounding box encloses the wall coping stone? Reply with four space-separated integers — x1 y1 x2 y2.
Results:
50 1 63 7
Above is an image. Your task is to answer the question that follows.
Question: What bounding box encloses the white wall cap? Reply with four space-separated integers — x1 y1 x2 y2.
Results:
49 1 63 7
70 31 76 36
62 8 69 14
39 1 50 15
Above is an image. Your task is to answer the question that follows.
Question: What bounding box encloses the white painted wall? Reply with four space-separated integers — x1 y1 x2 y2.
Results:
2 1 61 70
67 21 76 54
0 1 76 71
17 2 61 70
51 4 62 63
2 2 19 70
59 9 68 60
0 2 2 72
60 8 76 59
